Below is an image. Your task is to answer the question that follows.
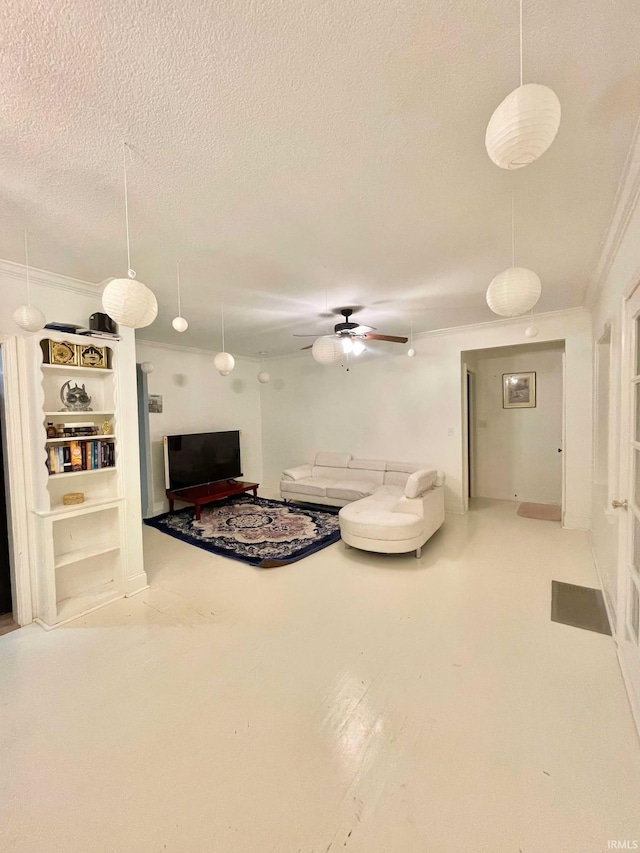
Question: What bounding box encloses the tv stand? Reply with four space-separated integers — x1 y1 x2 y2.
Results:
166 480 259 521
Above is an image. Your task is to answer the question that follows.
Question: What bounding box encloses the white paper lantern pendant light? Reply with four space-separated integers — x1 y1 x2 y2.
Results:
171 261 188 332
485 0 561 170
486 195 542 317
215 304 235 376
13 230 46 333
312 335 342 365
257 352 271 384
102 142 158 329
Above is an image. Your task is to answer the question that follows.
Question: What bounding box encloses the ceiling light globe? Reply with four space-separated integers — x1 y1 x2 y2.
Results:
257 371 271 384
140 361 155 374
486 267 542 317
525 325 539 338
102 278 158 329
351 340 366 356
13 304 45 332
407 348 416 358
342 337 353 354
172 316 188 333
485 84 561 170
311 335 342 365
214 351 235 375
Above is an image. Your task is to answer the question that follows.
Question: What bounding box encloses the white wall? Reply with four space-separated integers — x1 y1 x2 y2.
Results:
261 308 592 527
472 347 563 504
135 341 263 514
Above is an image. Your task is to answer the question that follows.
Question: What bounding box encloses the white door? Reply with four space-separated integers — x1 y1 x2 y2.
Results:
615 286 640 729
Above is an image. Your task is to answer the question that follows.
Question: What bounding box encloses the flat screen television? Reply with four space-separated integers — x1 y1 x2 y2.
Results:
163 430 242 491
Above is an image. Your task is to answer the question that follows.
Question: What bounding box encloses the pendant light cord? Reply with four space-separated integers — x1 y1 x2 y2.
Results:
511 192 516 267
122 141 134 277
24 229 31 305
176 261 182 315
221 304 225 352
519 0 523 87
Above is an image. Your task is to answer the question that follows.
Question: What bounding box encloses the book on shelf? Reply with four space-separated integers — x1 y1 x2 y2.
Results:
47 439 115 475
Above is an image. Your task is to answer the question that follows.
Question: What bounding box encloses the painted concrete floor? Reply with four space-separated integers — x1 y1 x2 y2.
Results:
1 499 639 853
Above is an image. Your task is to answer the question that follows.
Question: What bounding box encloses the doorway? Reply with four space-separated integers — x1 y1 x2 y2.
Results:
462 341 565 518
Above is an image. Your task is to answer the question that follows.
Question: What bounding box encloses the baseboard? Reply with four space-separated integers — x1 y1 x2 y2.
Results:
149 500 167 517
125 573 149 596
259 484 281 501
617 645 640 745
562 514 591 531
588 535 617 634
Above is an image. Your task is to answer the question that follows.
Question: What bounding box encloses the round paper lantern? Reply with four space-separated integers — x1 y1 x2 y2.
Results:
13 304 45 332
140 361 155 374
485 84 561 170
172 316 188 332
102 277 158 329
486 267 541 317
525 325 539 338
257 371 271 384
407 348 416 358
214 352 235 375
311 335 342 365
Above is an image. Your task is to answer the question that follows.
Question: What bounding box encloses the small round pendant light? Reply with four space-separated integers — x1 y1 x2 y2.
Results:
140 361 155 374
102 142 158 329
215 304 235 376
13 230 46 333
487 195 541 317
257 352 271 384
485 0 561 169
312 335 342 365
171 261 188 332
525 325 539 338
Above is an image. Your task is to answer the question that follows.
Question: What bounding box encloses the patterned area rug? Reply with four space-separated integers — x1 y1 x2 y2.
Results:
144 496 341 568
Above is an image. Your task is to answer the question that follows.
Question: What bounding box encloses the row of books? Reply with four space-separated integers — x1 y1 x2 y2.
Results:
47 440 116 475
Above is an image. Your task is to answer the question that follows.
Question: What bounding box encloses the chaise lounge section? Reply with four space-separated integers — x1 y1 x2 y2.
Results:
280 452 445 557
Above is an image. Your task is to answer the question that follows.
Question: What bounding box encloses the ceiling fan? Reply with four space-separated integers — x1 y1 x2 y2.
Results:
294 308 408 355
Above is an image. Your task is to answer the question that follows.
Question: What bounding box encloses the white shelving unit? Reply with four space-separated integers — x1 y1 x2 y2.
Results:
23 330 130 629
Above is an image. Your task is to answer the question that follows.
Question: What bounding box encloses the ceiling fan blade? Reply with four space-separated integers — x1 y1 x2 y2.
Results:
363 333 409 344
352 324 377 334
293 334 321 337
301 345 314 350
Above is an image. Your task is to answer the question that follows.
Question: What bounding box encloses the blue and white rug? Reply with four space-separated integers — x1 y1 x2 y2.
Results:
144 496 341 568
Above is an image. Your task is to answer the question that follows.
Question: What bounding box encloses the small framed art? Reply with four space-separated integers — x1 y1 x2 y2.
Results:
503 372 536 408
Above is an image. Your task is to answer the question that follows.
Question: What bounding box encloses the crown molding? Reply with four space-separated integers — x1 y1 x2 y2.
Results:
586 112 640 309
0 257 103 298
412 306 587 340
135 337 260 362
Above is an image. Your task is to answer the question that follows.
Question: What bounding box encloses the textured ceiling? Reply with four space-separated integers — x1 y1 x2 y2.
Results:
1 0 639 355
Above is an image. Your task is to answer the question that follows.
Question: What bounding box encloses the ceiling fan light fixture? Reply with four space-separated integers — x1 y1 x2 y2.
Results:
351 340 366 356
342 337 353 354
312 335 342 365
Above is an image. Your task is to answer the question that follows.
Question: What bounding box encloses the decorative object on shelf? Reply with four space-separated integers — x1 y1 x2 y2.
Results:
215 304 235 376
485 0 561 169
503 372 536 409
486 86 561 170
525 325 539 338
101 142 158 329
44 322 83 334
172 261 189 332
42 339 78 366
487 195 541 317
148 394 163 414
89 312 118 335
78 343 109 369
140 361 154 374
62 492 85 506
312 335 342 365
13 230 46 333
46 422 57 438
101 420 112 435
60 381 92 412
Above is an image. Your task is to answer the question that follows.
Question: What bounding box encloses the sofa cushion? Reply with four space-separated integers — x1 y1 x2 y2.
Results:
280 478 333 497
314 451 351 468
383 471 410 487
326 480 376 501
312 465 354 480
404 469 438 498
339 502 423 541
348 458 386 471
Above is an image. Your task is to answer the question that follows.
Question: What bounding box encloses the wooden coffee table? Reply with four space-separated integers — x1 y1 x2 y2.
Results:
166 480 259 521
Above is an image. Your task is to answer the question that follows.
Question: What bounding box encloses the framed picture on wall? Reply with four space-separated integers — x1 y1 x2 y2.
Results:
503 372 536 408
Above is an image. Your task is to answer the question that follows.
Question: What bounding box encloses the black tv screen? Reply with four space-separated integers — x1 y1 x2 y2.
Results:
163 430 242 491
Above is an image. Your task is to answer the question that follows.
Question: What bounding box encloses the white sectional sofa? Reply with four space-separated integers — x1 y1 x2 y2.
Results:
280 452 445 557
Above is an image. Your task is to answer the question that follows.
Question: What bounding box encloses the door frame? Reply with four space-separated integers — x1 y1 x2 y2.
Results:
462 364 475 512
0 335 34 626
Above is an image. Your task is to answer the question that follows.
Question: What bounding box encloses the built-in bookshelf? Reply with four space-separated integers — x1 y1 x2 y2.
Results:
24 330 129 629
